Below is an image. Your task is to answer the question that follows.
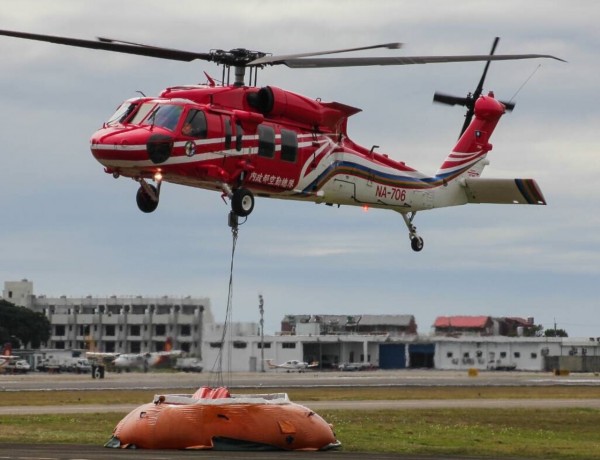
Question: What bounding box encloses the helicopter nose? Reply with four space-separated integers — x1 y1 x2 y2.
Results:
147 133 174 164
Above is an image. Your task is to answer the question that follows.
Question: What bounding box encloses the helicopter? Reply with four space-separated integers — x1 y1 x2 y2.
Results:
0 30 562 251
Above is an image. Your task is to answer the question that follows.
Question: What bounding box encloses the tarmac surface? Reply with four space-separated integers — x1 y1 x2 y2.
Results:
0 443 499 460
1 370 599 460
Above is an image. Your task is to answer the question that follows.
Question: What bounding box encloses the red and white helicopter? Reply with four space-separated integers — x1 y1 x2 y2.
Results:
0 31 562 251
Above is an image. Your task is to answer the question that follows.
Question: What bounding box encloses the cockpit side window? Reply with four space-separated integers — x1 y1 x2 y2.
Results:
106 101 139 126
182 110 208 138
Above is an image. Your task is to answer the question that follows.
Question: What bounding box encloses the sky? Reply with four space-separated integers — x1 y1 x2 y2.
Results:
0 1 598 338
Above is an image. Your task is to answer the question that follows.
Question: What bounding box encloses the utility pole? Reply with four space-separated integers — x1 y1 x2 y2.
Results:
259 294 265 372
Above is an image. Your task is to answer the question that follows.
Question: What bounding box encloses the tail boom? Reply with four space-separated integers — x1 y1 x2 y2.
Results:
436 93 506 179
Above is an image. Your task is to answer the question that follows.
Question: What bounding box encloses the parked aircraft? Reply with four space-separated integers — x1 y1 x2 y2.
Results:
113 349 183 371
86 337 182 372
0 343 16 373
267 359 319 372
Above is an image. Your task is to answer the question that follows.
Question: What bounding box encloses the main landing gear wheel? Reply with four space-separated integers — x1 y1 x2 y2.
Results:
136 184 159 213
231 188 254 217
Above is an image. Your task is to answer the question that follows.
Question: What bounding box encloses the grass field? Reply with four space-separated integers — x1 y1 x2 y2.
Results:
1 386 599 459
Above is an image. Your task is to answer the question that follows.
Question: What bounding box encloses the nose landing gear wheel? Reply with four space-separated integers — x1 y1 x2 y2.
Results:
136 184 159 213
231 188 254 217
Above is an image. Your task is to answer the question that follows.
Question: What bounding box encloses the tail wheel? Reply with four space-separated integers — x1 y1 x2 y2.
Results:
231 188 254 217
410 236 424 252
136 184 159 213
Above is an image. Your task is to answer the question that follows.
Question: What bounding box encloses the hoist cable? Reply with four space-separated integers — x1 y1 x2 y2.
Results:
208 216 238 388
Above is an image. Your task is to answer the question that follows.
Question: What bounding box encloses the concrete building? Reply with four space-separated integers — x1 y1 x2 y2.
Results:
433 336 600 372
201 314 428 372
2 279 211 356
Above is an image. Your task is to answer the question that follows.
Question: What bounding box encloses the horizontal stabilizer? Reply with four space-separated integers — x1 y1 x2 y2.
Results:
462 178 546 205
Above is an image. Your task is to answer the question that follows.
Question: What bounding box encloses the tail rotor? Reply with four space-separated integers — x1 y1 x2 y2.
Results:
433 37 515 137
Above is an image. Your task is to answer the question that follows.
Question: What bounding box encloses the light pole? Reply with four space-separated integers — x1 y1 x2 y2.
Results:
259 294 265 372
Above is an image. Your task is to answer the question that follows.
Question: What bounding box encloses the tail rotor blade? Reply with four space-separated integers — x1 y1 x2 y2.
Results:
433 92 469 107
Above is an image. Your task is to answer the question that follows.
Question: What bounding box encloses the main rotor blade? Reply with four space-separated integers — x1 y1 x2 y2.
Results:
0 29 212 62
280 53 565 68
249 42 403 66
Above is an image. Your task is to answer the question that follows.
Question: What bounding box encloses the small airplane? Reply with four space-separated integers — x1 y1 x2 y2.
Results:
0 343 15 373
267 359 319 372
0 343 30 374
113 349 183 372
0 31 563 251
86 337 182 372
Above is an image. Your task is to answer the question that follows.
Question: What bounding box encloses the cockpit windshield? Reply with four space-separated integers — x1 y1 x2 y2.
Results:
130 103 184 132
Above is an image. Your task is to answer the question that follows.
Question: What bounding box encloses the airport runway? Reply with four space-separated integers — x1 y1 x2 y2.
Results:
1 368 599 391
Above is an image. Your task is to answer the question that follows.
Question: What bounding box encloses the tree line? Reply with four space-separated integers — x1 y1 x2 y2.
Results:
0 299 50 349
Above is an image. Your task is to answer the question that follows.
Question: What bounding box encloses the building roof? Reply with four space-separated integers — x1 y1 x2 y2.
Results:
356 315 414 327
434 316 491 329
284 314 414 327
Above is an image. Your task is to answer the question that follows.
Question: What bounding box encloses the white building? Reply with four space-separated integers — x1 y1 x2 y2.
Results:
433 336 600 372
3 279 211 356
201 321 429 372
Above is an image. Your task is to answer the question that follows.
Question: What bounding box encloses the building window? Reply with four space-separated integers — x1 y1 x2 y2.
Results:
531 352 538 359
155 324 166 336
105 325 115 336
280 129 298 162
463 352 470 358
130 325 141 336
500 351 507 358
180 325 191 336
233 341 247 349
209 342 222 348
282 342 296 349
446 351 453 358
257 342 272 349
514 352 521 358
257 124 275 158
55 325 65 336
157 305 170 315
182 305 196 315
476 350 483 357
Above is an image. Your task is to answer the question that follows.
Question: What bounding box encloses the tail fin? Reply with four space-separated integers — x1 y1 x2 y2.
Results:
2 343 12 356
164 337 173 352
436 93 506 179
